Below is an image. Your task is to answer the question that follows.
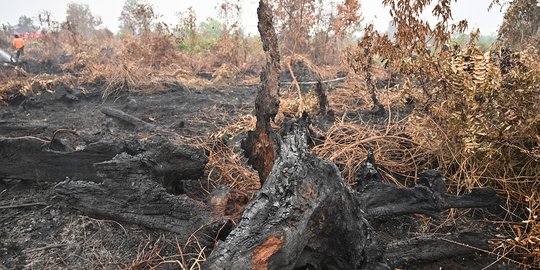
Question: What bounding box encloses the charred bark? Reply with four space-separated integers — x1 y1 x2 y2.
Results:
207 124 386 270
54 152 218 236
358 169 501 219
0 136 207 188
0 136 126 182
315 80 329 116
383 231 490 268
242 0 281 184
207 122 503 269
101 107 159 131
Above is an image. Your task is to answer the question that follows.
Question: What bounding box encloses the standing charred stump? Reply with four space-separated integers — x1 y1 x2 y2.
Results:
206 123 502 269
208 1 502 269
242 0 281 184
207 123 387 270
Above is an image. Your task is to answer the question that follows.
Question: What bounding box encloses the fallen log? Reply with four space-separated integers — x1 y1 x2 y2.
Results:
0 120 47 136
358 169 501 219
383 231 490 268
101 106 159 131
55 152 217 235
0 136 207 187
0 136 126 182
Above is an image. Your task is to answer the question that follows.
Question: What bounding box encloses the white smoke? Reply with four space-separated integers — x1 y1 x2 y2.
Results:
0 48 13 62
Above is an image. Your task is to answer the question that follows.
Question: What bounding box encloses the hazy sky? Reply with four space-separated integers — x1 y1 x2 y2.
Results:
1 0 506 35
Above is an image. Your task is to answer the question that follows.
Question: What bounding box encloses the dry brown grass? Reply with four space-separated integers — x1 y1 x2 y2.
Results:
125 235 206 270
196 114 260 193
312 120 428 187
0 74 75 104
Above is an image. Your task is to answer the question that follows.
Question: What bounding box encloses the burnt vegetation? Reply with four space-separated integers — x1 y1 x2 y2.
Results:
0 0 539 269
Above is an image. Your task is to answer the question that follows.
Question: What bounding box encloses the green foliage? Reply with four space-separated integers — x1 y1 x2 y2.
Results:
199 18 222 41
177 18 224 53
451 33 496 51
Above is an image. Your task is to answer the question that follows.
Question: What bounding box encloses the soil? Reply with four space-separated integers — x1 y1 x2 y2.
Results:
0 77 525 269
0 84 255 269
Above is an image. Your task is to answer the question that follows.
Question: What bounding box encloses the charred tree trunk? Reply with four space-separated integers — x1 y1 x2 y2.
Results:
207 2 502 269
315 80 329 116
207 124 502 270
242 0 281 184
208 124 386 270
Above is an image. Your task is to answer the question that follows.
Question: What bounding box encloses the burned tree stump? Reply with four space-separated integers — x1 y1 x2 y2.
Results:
207 124 503 269
242 0 281 184
207 124 386 270
315 80 329 116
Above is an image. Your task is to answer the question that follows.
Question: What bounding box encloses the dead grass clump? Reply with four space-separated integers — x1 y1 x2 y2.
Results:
329 83 370 113
212 63 240 84
312 120 428 187
203 138 260 193
498 189 540 267
66 32 193 99
277 89 320 119
198 115 260 193
125 235 206 270
0 74 74 104
281 54 323 82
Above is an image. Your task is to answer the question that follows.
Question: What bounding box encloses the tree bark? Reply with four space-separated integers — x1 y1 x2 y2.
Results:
0 136 126 182
0 136 207 187
383 231 490 268
207 123 503 269
54 152 221 245
207 124 387 270
358 169 501 219
242 0 281 184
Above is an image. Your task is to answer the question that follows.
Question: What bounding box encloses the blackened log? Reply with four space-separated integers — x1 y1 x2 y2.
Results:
383 231 489 268
242 0 281 184
101 107 159 131
0 136 126 182
443 188 501 209
0 136 207 186
207 124 387 270
0 120 47 136
54 152 219 238
142 138 208 193
359 170 502 219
